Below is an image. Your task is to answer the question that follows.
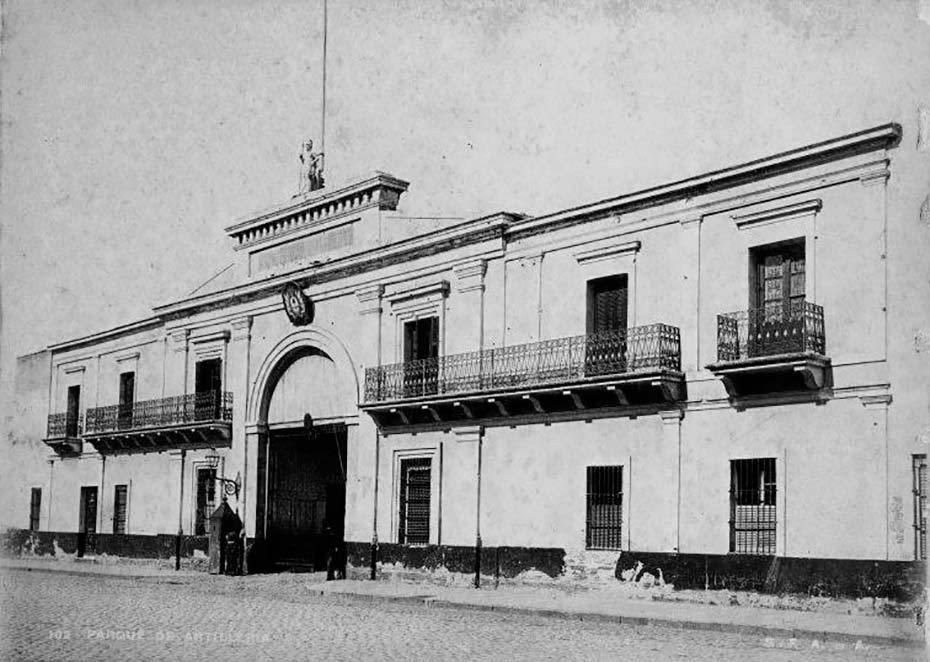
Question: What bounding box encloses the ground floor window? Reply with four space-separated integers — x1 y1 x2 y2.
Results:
113 484 128 534
195 468 216 535
29 488 41 532
586 465 623 549
730 458 776 555
914 455 927 561
398 457 431 545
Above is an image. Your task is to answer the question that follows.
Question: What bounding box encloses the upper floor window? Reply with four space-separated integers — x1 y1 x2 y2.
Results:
195 358 223 419
402 317 439 397
66 385 81 437
586 275 628 334
118 371 135 429
750 239 805 313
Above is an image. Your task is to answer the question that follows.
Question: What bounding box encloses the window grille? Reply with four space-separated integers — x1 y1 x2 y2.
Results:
586 466 623 549
29 488 41 532
195 468 216 535
914 455 927 561
113 484 128 534
730 458 776 554
398 458 431 545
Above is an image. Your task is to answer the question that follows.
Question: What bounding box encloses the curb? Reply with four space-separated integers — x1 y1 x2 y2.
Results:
317 589 926 649
1 563 202 582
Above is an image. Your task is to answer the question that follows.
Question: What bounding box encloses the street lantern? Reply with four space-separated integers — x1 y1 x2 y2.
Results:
204 453 241 501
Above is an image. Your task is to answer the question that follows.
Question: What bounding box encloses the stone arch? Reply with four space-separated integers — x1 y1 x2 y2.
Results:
247 327 359 425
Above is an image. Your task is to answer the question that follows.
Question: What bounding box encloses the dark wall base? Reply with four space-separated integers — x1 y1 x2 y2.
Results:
346 542 566 579
617 551 926 602
2 529 208 560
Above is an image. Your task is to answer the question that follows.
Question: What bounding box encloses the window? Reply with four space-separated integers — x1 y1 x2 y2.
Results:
194 358 222 419
29 488 41 532
403 317 439 397
748 239 805 357
195 468 216 535
113 484 128 534
730 458 776 554
398 457 431 544
585 275 628 375
66 385 81 437
586 466 623 549
118 371 135 429
914 455 927 561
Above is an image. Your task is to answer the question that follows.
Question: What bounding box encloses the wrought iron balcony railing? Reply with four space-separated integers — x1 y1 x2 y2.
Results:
46 412 83 439
365 324 681 403
84 390 233 436
716 301 825 362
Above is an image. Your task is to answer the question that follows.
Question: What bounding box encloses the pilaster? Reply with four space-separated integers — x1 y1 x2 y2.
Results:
453 259 487 352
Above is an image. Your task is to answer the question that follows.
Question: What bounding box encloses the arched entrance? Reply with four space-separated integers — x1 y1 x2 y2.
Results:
249 331 359 571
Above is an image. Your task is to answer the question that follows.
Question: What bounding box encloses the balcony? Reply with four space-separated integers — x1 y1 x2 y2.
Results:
43 412 83 457
362 324 684 431
706 301 830 398
83 391 233 455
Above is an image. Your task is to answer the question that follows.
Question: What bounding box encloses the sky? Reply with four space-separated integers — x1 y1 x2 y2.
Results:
1 0 928 399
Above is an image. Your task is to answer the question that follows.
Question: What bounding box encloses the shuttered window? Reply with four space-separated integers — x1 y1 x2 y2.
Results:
586 466 623 549
66 385 81 438
914 455 927 561
113 484 128 534
398 458 431 545
118 372 135 430
29 488 41 532
587 275 628 333
730 458 777 554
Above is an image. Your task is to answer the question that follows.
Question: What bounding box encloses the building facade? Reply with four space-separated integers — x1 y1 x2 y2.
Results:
6 122 929 596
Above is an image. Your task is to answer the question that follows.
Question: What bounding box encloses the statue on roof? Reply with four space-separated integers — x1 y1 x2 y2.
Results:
299 140 325 193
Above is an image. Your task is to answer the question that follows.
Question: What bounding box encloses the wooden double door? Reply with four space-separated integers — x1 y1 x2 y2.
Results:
266 424 346 570
77 486 97 557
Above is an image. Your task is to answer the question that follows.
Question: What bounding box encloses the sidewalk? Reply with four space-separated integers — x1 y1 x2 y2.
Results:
3 556 925 648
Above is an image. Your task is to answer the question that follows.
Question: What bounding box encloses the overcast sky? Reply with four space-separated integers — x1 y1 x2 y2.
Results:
2 0 928 393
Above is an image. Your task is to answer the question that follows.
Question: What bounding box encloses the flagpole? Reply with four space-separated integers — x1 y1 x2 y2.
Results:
320 0 327 170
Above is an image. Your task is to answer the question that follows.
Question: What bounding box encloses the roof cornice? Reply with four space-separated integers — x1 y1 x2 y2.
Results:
507 123 902 239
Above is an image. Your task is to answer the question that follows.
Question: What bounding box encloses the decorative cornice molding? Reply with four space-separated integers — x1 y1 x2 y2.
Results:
659 408 684 424
386 280 450 307
575 240 641 265
860 393 893 408
733 199 822 230
452 425 484 441
62 364 87 374
453 259 487 293
190 330 231 344
115 351 141 363
860 163 891 186
678 215 704 227
230 316 253 341
356 284 384 315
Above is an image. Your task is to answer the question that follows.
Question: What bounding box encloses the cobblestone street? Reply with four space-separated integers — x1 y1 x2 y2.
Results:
0 570 922 662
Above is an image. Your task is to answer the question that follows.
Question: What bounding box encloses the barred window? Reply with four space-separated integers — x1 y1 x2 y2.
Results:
914 455 927 561
113 485 128 535
586 466 623 550
730 458 776 555
29 488 41 532
195 468 216 535
398 458 431 545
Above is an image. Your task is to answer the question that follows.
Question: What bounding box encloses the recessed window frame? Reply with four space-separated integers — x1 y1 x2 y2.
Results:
585 465 623 550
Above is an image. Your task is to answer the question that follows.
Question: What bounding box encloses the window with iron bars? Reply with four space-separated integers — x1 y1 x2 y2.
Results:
29 488 41 532
914 455 927 561
586 466 623 550
730 458 776 555
398 457 431 545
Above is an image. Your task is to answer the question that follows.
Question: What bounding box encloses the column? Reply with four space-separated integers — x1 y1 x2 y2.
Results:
453 259 487 352
678 216 703 374
355 285 383 574
165 329 190 397
453 425 484 586
229 316 252 569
